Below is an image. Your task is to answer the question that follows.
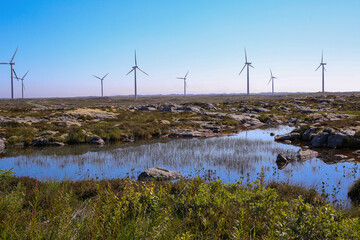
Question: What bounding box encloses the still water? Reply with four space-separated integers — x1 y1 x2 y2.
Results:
1 126 359 203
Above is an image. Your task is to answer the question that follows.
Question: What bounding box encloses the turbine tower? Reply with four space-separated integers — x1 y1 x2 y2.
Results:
315 51 327 93
268 69 277 94
239 48 254 95
126 50 148 100
176 70 189 96
92 73 109 97
0 47 18 99
13 69 29 99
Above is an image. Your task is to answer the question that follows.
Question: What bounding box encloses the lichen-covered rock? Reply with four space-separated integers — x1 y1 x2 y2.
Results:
138 167 182 181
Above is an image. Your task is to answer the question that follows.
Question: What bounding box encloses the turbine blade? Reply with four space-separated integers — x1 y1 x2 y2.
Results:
23 71 29 79
126 69 134 76
239 64 246 75
12 69 19 79
244 48 247 62
315 65 321 71
0 63 9 64
92 75 102 80
10 46 18 63
137 67 149 76
270 69 273 77
185 70 189 78
177 77 185 79
250 64 254 68
135 50 137 66
321 50 323 63
323 66 326 71
102 72 109 80
268 78 272 85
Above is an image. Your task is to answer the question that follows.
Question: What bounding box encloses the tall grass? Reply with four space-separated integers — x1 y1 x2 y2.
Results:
1 169 360 239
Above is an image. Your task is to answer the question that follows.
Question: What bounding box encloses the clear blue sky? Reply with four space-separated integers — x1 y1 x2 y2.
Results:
1 0 359 98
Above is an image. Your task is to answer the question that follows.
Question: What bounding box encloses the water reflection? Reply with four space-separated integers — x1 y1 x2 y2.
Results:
1 125 359 203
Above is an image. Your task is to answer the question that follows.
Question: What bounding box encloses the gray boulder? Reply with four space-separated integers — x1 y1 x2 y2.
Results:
297 149 318 160
327 134 344 148
89 136 105 145
0 139 5 154
311 132 329 147
138 167 182 181
32 138 51 147
275 132 300 141
302 127 318 141
276 153 290 169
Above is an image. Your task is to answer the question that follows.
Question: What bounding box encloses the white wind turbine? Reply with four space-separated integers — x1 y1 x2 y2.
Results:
176 70 189 96
239 48 254 95
126 50 148 100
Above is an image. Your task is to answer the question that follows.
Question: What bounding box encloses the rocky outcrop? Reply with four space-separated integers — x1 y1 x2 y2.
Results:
275 132 300 141
0 139 5 154
138 167 182 181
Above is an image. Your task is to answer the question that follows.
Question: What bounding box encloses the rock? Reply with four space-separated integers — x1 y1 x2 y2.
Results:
183 106 201 112
302 127 318 141
89 136 105 145
284 140 292 144
138 106 157 111
327 134 344 148
334 154 348 161
311 132 329 147
353 150 360 155
276 153 290 169
297 149 318 160
41 131 59 137
341 129 356 137
0 139 5 154
52 142 65 147
138 167 182 181
159 120 171 125
32 138 51 147
253 107 270 112
275 132 300 141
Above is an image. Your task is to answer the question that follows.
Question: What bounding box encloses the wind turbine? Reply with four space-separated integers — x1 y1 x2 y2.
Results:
126 50 148 100
239 48 254 95
176 70 189 96
0 47 18 99
315 51 327 93
268 69 277 94
92 73 109 97
13 69 29 99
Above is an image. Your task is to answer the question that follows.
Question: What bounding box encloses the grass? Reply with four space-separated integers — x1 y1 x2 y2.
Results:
1 169 360 239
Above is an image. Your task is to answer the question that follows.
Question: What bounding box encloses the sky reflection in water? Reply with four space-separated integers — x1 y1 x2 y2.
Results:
1 125 359 204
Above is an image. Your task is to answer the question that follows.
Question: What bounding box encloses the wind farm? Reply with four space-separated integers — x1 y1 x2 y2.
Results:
1 1 360 238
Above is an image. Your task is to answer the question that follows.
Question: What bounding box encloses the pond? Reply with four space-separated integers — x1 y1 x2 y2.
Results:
1 125 359 204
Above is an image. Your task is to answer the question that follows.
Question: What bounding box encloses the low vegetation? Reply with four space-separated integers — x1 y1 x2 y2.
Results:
1 169 360 239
